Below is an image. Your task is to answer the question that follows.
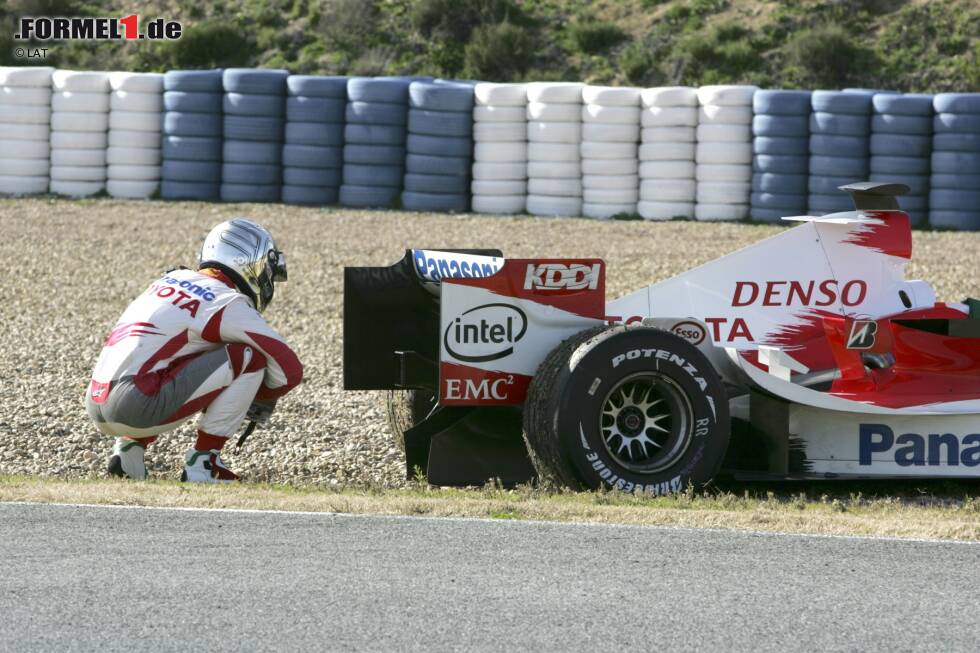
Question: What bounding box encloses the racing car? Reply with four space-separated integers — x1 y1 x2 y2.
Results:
344 182 980 493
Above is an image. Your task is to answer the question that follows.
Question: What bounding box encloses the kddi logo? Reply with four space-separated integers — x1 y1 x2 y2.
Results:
444 303 527 362
524 263 600 291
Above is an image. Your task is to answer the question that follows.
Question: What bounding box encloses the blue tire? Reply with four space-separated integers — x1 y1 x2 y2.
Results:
872 93 934 116
163 70 223 93
808 193 854 213
809 112 869 136
934 113 980 134
222 68 289 95
869 133 931 157
162 160 222 183
750 206 794 222
223 92 285 117
753 154 808 174
811 91 872 115
932 152 980 174
223 139 283 164
220 183 281 203
750 191 807 210
408 81 474 112
405 153 471 176
286 97 345 122
282 144 342 168
342 163 403 187
163 91 222 113
932 93 980 114
342 144 405 165
408 108 473 137
282 166 341 187
281 184 340 205
286 75 348 99
163 112 222 137
930 189 980 210
339 183 400 207
752 114 808 138
751 172 807 194
406 133 472 157
867 173 930 196
928 210 980 230
161 179 220 200
869 155 931 175
930 173 979 190
933 133 980 153
871 114 933 135
162 136 221 161
345 101 407 126
404 172 469 194
223 115 283 142
346 77 411 104
285 122 344 147
344 123 406 145
401 191 468 212
753 136 808 155
808 174 856 195
222 163 281 185
752 90 811 115
809 135 868 157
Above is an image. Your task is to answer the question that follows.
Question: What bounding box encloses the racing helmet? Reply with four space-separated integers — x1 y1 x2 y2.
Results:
198 218 287 313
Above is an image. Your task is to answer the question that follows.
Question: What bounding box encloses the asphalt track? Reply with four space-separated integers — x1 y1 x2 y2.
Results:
1 503 979 652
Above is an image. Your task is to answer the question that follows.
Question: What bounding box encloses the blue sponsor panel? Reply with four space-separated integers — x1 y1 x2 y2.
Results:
930 93 980 230
411 249 502 282
751 90 809 222
282 74 347 206
859 424 980 468
870 92 932 226
160 69 223 201
807 91 871 216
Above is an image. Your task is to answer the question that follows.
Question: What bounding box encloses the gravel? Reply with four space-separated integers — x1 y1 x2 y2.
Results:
1 197 978 486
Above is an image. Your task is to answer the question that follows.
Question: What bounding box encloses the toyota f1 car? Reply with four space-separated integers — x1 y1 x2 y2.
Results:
344 183 980 493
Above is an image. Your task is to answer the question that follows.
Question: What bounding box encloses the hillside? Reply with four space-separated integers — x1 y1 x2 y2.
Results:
1 0 978 91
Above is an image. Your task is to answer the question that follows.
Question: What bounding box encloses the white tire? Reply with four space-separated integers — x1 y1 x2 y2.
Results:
695 142 752 165
583 202 636 219
527 161 580 178
0 66 54 87
106 146 160 165
528 177 582 196
473 106 525 122
0 175 49 194
527 142 579 162
526 102 581 121
0 123 49 140
474 83 526 106
526 82 584 104
107 164 160 181
471 179 527 195
581 123 639 143
49 179 105 196
582 174 637 190
108 129 161 148
696 123 751 143
695 163 752 183
51 111 109 132
638 200 695 220
110 91 162 113
641 106 697 127
641 126 695 143
638 160 695 179
107 179 159 198
584 188 637 204
696 181 751 204
0 159 49 176
52 91 109 113
579 141 635 159
108 72 164 93
471 161 526 180
580 158 637 175
108 110 162 132
639 179 696 202
694 202 749 221
0 87 51 106
51 148 106 167
640 86 697 108
526 194 582 217
638 141 695 161
582 104 640 124
473 122 526 142
51 131 107 149
474 141 527 162
471 194 526 214
52 70 109 92
50 165 106 182
0 104 50 124
698 104 752 125
696 85 758 107
582 86 641 106
0 139 49 158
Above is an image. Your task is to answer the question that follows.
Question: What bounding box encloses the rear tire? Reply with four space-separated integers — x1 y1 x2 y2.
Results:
381 390 437 453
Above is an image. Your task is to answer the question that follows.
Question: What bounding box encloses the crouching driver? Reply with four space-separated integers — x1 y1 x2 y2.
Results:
86 218 303 482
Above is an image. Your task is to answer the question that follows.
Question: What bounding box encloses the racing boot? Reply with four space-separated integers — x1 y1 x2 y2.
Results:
181 448 239 483
107 437 150 480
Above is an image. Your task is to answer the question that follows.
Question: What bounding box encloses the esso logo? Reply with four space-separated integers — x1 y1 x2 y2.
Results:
670 321 706 345
524 263 600 291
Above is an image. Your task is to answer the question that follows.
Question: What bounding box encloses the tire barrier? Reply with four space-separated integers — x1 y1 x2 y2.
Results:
340 77 411 208
869 93 933 226
49 70 110 197
930 93 980 230
525 82 584 217
0 66 54 196
637 86 697 220
751 90 811 222
402 80 474 213
808 90 872 215
695 85 757 221
580 85 641 219
106 72 163 199
161 69 222 200
281 75 346 205
221 69 288 203
471 83 527 214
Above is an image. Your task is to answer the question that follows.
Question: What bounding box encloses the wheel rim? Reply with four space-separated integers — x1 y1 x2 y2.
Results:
599 372 694 473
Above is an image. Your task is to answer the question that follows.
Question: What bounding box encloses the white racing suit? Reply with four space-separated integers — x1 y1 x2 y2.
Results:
86 268 303 440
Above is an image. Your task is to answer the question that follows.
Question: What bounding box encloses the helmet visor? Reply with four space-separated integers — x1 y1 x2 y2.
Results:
272 250 288 282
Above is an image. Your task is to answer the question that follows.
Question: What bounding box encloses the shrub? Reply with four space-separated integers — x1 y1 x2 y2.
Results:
568 20 626 55
160 21 252 68
462 21 534 81
782 23 872 88
619 42 659 86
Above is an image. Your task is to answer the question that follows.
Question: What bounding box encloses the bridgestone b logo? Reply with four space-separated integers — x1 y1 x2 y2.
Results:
15 15 182 41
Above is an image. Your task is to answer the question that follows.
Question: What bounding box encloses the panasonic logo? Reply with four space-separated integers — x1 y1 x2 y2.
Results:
443 303 527 363
859 424 980 467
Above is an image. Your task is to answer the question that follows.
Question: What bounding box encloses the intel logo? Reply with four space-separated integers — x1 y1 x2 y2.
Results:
444 303 527 363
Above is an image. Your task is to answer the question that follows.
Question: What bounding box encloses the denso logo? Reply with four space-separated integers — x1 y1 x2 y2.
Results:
732 280 867 307
524 263 600 291
859 424 980 467
443 303 527 363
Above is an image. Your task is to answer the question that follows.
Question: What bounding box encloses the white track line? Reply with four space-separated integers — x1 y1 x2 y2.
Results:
1 500 976 546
